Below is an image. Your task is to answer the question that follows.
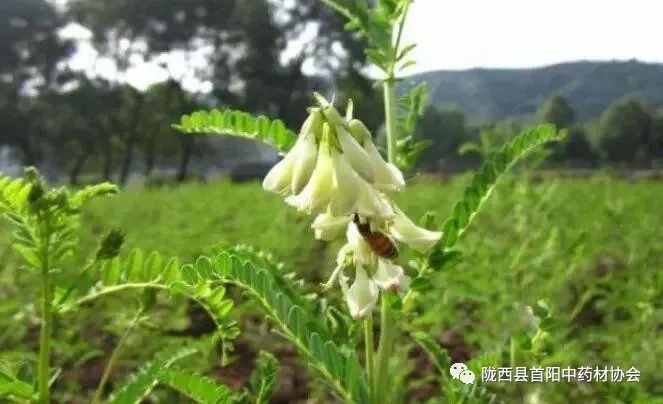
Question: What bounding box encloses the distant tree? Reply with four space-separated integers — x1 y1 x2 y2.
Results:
0 0 73 164
539 95 575 129
650 109 663 161
550 126 596 166
599 98 652 164
415 106 467 170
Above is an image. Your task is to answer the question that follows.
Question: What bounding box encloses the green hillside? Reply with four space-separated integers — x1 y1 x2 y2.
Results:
403 60 663 122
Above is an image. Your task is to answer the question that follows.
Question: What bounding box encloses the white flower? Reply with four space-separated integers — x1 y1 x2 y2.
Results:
263 115 320 195
356 177 394 221
328 145 361 216
388 207 442 253
311 212 350 241
340 264 379 319
374 258 408 293
285 138 334 215
346 221 377 268
349 119 405 192
290 114 321 194
335 125 375 182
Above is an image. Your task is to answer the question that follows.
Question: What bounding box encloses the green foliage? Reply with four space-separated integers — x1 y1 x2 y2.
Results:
173 109 297 153
158 368 234 404
321 0 414 74
599 97 653 163
396 83 431 171
539 95 575 129
109 346 197 403
435 124 566 254
193 250 369 404
249 351 279 404
0 362 34 402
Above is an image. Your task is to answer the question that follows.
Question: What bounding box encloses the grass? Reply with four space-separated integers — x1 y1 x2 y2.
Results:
1 173 662 402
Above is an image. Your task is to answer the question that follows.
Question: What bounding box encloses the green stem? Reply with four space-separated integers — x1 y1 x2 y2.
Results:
364 316 376 403
92 308 144 404
56 259 96 306
37 217 52 403
37 265 53 403
383 79 398 164
374 298 395 402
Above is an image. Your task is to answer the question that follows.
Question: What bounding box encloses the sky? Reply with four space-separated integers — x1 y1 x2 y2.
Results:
60 0 663 92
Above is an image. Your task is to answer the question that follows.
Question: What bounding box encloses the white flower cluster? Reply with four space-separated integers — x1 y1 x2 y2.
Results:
263 98 441 319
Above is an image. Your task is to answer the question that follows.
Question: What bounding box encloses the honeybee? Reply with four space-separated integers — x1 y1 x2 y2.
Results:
353 214 398 259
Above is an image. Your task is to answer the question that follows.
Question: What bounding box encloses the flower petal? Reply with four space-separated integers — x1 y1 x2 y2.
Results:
328 149 360 216
311 213 350 241
342 264 379 319
336 126 375 182
346 221 377 268
290 132 318 194
388 207 442 253
362 134 405 192
285 139 334 214
374 258 408 293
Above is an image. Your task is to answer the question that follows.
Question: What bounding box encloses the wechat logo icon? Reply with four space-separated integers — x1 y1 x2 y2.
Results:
450 363 476 385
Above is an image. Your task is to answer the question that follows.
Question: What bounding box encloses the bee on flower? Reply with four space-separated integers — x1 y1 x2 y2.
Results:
262 95 441 319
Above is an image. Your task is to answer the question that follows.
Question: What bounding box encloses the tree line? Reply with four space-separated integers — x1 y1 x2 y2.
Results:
0 0 380 184
1 1 661 185
413 95 663 170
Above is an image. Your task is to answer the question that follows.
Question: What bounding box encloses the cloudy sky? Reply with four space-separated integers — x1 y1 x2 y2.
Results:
62 0 663 91
401 0 662 71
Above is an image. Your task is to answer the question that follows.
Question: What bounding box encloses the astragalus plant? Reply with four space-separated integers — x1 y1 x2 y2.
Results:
174 1 565 402
0 0 566 403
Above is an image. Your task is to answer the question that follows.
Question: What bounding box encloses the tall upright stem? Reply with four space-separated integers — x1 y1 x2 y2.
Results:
383 79 398 164
375 69 399 404
37 220 52 403
364 316 376 403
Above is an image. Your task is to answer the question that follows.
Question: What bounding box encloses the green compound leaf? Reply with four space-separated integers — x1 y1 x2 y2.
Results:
434 124 566 255
197 250 369 404
158 368 233 404
173 109 297 152
62 249 239 343
109 347 197 404
250 351 279 404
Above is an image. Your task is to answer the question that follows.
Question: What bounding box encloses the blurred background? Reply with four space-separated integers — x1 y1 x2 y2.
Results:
1 0 663 402
1 0 662 183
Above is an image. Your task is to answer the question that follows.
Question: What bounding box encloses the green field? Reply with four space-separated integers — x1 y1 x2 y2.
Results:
2 173 662 402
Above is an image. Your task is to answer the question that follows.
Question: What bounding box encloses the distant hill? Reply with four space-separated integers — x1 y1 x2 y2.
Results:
402 60 663 123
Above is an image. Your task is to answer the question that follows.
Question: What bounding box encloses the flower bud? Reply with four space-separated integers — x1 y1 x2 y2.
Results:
285 136 334 215
388 207 442 253
328 147 360 216
340 265 379 319
290 132 318 194
362 135 405 192
336 126 375 182
96 228 125 260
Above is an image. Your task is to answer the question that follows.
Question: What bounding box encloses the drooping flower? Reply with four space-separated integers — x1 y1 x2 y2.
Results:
263 112 320 195
290 111 323 194
335 125 375 182
356 177 394 222
346 220 378 268
388 206 442 253
285 134 335 215
349 119 405 192
339 264 379 319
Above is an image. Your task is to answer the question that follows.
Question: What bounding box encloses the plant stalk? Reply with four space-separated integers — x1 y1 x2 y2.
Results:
38 265 53 403
37 216 52 403
364 316 376 403
374 298 395 402
92 308 144 404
